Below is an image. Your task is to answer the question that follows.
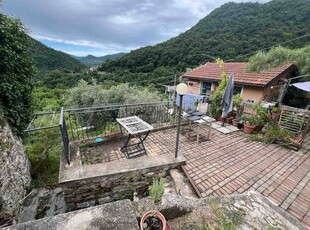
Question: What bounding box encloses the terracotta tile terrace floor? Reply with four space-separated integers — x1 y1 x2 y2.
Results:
178 126 310 227
79 125 309 226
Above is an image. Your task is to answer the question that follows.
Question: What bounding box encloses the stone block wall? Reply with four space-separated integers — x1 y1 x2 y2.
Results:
0 117 31 219
60 164 179 211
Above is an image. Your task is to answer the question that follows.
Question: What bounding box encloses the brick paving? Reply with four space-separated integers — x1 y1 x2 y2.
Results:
78 125 310 226
180 126 310 227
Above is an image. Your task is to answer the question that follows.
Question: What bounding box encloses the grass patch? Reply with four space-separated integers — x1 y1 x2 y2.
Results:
200 201 245 230
25 129 61 189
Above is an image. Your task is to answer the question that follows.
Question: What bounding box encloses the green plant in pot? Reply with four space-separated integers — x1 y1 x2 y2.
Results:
271 107 279 120
232 94 243 127
209 69 227 120
140 178 170 230
243 114 256 134
252 103 268 132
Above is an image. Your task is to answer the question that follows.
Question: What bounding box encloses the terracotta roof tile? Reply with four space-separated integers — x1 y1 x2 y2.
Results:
183 62 295 87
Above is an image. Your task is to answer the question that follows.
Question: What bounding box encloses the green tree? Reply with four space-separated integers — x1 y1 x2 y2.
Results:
67 80 162 108
0 11 35 136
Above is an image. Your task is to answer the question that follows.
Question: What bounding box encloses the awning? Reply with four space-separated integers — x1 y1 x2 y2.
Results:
291 81 310 92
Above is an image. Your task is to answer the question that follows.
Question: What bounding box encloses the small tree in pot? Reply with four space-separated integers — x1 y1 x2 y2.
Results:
140 178 170 230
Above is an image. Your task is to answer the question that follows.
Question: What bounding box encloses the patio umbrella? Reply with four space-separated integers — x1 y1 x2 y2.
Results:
221 74 235 126
291 81 310 92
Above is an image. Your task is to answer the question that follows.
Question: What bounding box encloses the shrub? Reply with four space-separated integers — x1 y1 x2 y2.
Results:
209 62 228 118
0 12 35 136
149 178 165 204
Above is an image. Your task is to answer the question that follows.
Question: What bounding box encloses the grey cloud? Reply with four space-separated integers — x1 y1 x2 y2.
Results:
3 0 271 55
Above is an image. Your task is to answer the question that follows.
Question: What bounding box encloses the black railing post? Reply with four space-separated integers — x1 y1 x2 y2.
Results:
60 107 70 165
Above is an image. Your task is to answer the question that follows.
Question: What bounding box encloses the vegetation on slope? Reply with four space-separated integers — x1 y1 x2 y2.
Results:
248 45 310 108
0 12 34 136
248 45 310 75
74 53 126 67
99 0 310 85
27 36 86 72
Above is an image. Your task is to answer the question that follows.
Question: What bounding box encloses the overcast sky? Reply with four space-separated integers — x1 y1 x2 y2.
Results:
3 0 270 57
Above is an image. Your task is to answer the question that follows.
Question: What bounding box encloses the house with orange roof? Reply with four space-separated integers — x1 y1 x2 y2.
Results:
183 62 298 102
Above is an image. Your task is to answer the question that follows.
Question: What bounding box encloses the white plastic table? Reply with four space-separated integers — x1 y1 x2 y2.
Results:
116 116 153 158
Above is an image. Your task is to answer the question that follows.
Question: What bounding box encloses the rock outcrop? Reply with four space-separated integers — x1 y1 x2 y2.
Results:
0 117 31 220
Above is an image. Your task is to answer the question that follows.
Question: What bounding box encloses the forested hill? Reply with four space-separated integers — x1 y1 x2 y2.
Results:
99 0 310 75
27 36 86 72
74 53 126 67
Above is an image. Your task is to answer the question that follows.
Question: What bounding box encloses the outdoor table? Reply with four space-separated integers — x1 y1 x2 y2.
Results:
199 116 216 143
185 114 215 143
191 111 204 116
116 116 153 158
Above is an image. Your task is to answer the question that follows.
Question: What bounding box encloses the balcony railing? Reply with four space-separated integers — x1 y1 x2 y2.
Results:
64 101 179 143
26 100 201 165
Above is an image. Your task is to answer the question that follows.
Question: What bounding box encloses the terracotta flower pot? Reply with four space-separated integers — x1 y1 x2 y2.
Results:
272 113 277 120
226 117 233 124
216 116 223 122
232 119 239 127
243 123 256 134
254 125 264 132
140 211 170 230
267 114 272 120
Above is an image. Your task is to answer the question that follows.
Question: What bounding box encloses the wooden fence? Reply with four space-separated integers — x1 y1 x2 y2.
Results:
278 105 310 147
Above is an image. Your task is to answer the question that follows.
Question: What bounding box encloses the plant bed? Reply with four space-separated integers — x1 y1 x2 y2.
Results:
104 132 122 141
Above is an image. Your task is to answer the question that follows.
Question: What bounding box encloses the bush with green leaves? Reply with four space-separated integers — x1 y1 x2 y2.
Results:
209 69 228 118
0 11 35 136
247 45 310 75
149 177 165 204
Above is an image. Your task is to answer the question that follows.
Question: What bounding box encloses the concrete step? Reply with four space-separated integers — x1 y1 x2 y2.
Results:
169 169 197 198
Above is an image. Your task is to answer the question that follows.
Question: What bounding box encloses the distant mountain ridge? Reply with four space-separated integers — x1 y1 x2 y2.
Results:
27 36 86 72
74 53 126 67
99 0 310 77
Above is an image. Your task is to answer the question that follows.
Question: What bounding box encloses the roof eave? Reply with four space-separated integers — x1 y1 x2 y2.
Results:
184 75 266 87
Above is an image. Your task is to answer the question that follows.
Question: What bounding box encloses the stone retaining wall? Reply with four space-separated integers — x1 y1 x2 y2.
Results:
0 117 31 219
60 164 180 211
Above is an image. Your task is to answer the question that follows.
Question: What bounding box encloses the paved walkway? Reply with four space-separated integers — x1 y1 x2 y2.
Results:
181 127 310 227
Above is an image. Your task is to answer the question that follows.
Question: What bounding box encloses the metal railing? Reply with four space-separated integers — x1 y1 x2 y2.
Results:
64 101 176 142
59 107 70 165
26 100 205 165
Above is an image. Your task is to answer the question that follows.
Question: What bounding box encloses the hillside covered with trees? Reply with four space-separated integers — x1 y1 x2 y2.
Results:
27 36 86 72
74 53 126 67
99 0 310 85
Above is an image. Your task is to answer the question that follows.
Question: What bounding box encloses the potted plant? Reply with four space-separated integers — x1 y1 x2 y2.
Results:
232 94 243 127
140 178 170 230
226 115 233 124
271 107 279 120
243 115 256 134
140 210 169 230
232 119 239 127
254 103 268 132
209 70 227 120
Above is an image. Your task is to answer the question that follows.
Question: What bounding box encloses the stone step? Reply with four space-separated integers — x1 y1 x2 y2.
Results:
169 169 197 198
